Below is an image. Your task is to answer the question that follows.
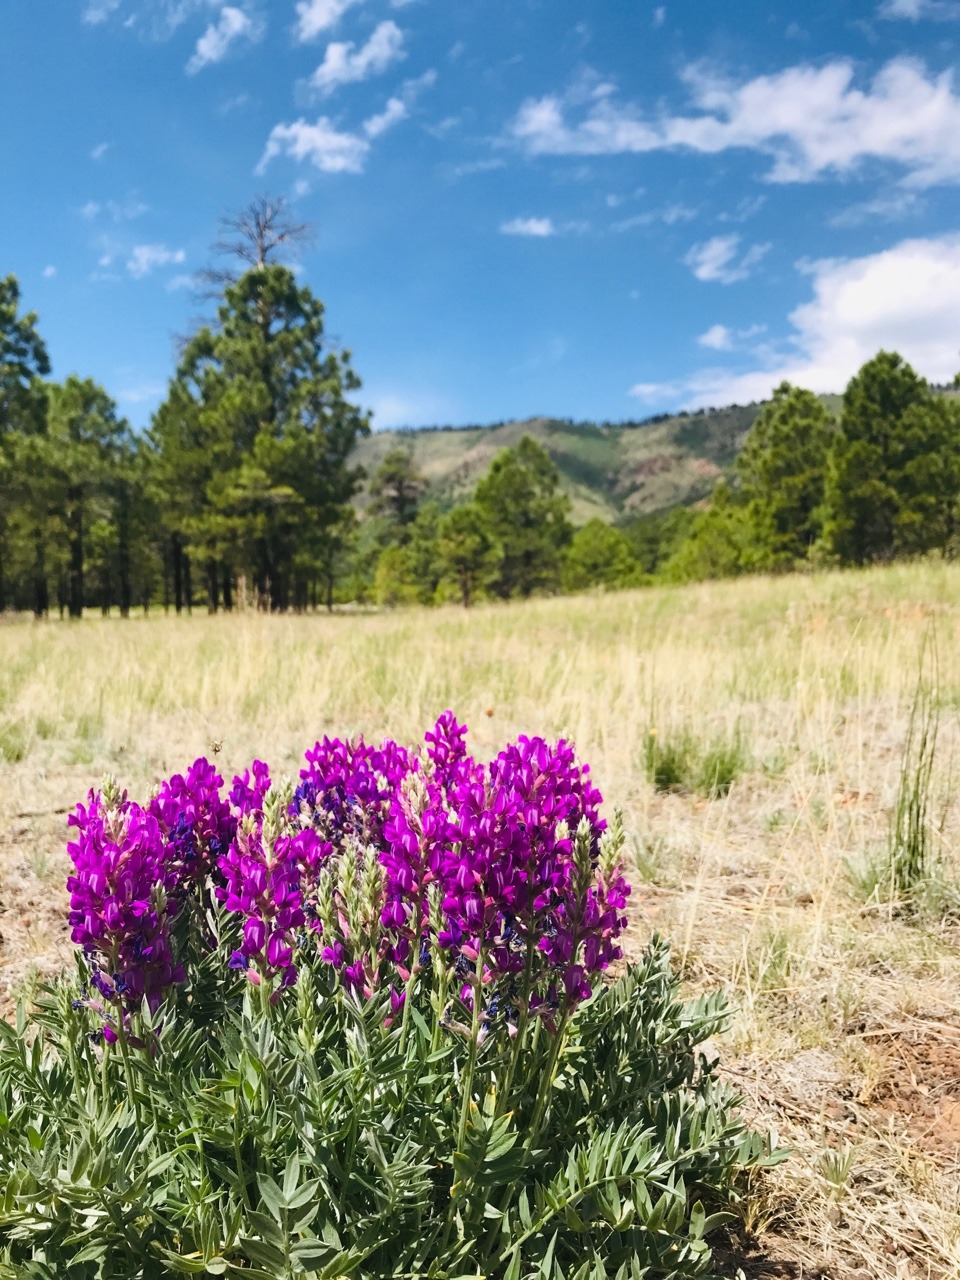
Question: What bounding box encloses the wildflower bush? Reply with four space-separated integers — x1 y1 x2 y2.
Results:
0 714 776 1279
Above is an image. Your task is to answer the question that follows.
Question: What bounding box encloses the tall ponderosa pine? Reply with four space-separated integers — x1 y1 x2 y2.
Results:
475 436 572 598
437 502 501 608
369 446 425 536
153 264 369 611
0 275 50 611
46 378 132 619
823 351 960 564
735 381 834 570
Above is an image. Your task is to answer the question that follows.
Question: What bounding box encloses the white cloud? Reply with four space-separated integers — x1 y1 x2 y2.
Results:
362 67 435 136
672 234 960 407
42 265 57 279
81 195 149 222
82 0 121 24
126 243 187 277
167 273 195 290
630 380 681 399
511 57 960 188
363 97 407 138
186 6 257 74
698 323 732 350
311 20 405 94
295 0 362 41
453 157 507 176
90 141 110 161
653 6 666 26
500 217 556 237
829 190 922 227
879 0 960 17
684 235 770 283
612 203 696 231
258 117 370 173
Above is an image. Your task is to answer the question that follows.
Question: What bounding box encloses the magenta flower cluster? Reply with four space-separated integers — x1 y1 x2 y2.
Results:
65 715 630 1037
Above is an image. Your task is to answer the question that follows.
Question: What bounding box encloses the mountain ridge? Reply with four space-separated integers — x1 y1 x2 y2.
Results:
351 402 767 524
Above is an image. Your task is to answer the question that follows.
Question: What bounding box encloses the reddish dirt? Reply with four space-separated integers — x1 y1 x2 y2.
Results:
871 1027 960 1169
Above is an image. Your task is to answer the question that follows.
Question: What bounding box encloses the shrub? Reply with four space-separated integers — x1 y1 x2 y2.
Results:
0 715 777 1279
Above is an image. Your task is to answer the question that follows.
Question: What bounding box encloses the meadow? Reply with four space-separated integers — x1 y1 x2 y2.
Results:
1 563 959 1278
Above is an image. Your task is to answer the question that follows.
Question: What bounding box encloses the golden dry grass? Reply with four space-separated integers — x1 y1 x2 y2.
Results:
2 561 960 1277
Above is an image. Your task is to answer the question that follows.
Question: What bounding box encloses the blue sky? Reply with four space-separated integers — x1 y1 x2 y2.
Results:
5 0 960 429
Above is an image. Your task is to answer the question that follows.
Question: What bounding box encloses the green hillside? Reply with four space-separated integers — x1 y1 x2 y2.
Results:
353 403 763 525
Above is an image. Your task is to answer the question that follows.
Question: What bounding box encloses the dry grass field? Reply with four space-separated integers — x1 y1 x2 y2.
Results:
2 563 960 1278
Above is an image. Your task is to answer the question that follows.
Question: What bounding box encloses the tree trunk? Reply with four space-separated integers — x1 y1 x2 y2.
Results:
173 535 184 614
32 527 48 619
68 484 84 619
206 559 219 613
222 566 233 611
184 554 193 614
0 515 7 613
117 484 131 618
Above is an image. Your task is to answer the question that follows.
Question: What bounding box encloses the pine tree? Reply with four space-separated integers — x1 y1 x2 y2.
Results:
735 381 833 570
437 503 501 607
474 436 572 598
369 446 425 536
155 264 369 611
0 275 50 611
823 351 960 564
562 519 640 591
45 378 131 618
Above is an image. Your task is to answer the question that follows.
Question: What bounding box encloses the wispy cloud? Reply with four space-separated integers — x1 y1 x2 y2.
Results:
453 157 507 177
42 265 57 280
258 117 370 174
698 323 732 350
311 19 405 94
697 322 766 351
82 0 121 24
511 57 960 188
684 235 770 283
500 217 556 237
639 234 960 409
612 203 696 231
879 0 960 17
187 5 259 73
90 141 111 161
126 243 186 277
362 68 436 137
295 0 363 41
829 189 923 226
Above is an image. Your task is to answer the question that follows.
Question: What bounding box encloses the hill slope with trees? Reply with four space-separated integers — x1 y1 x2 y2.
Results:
352 404 762 525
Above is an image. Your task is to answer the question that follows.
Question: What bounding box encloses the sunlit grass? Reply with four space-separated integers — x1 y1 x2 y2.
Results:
1 560 960 1275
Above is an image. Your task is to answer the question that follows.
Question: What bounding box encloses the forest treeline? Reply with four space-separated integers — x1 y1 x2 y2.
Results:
3 207 960 616
358 349 960 607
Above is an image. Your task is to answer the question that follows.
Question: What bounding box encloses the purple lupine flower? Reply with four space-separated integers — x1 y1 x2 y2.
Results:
67 791 185 1027
296 735 413 853
217 802 308 987
149 757 235 883
229 761 272 815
